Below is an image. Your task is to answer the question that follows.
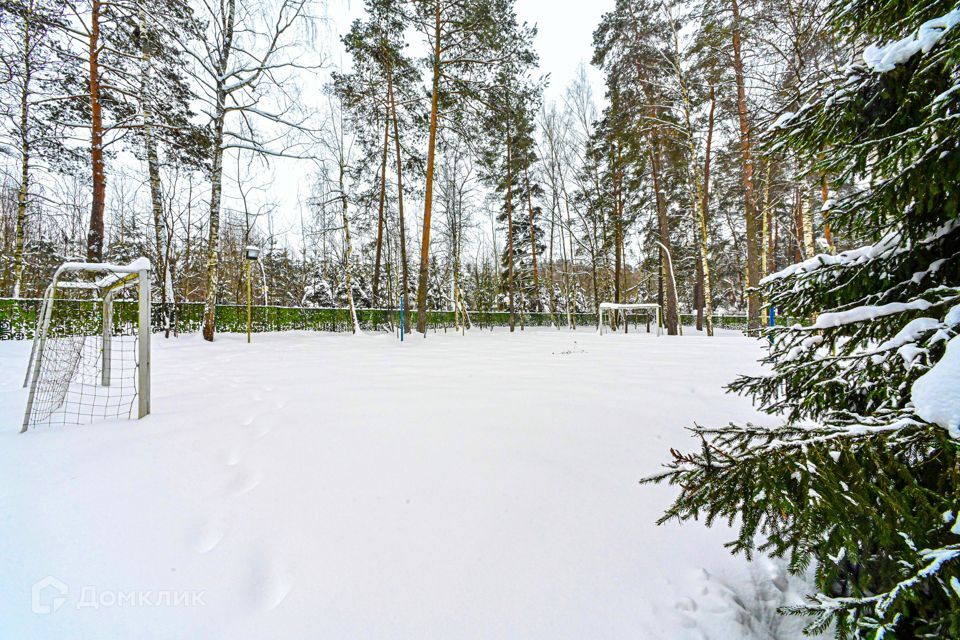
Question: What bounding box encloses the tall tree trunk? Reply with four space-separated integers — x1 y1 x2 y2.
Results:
648 135 679 335
760 160 773 275
202 115 225 342
764 163 775 274
555 191 571 328
340 164 360 334
617 149 626 303
202 0 234 342
561 186 577 329
523 164 540 311
87 0 106 261
693 156 714 338
372 105 390 305
388 70 410 333
612 149 622 307
416 0 441 335
547 187 556 325
821 174 834 251
697 85 717 332
506 133 515 332
730 0 760 328
12 0 33 298
803 185 815 258
793 184 804 262
679 75 713 337
140 9 170 334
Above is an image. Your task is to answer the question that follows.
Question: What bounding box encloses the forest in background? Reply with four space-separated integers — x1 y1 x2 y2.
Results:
0 0 843 338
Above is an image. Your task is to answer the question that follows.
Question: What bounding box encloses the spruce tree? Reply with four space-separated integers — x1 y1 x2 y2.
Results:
644 0 960 637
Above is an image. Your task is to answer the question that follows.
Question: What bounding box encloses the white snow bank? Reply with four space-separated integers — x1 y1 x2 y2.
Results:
912 334 960 438
0 330 818 639
863 9 960 72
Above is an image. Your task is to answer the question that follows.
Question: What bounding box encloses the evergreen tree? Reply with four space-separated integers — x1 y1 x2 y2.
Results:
478 63 540 330
411 0 536 334
645 0 960 636
334 0 421 313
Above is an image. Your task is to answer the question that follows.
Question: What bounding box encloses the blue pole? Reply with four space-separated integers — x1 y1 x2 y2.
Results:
768 305 775 343
400 297 404 342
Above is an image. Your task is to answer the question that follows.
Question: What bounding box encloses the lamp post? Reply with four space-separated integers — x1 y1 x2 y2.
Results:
244 246 261 343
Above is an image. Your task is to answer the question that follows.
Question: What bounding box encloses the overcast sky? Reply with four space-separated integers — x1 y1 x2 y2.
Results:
513 0 610 102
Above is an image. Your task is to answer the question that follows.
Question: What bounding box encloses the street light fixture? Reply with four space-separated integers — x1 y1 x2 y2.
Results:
244 246 260 343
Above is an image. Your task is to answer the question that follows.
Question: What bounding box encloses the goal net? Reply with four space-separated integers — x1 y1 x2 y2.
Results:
22 259 151 432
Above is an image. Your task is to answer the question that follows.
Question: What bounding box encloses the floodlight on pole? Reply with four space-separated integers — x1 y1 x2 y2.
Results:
244 246 260 343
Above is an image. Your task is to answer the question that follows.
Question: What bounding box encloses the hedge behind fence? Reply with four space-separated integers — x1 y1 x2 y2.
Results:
0 298 775 340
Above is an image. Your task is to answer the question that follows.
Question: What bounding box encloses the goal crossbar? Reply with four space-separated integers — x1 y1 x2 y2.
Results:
597 302 662 336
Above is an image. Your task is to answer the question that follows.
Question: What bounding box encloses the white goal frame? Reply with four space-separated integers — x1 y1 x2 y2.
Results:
597 302 662 336
22 259 151 432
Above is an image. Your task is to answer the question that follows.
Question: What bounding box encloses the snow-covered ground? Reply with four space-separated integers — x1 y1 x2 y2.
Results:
0 328 815 639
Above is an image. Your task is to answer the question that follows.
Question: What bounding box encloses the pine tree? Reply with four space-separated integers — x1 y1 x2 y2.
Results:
478 61 540 331
593 0 685 334
644 1 960 636
411 0 536 335
335 0 420 314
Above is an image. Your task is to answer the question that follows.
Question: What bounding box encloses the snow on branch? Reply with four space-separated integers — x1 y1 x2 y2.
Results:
863 8 960 73
761 218 960 285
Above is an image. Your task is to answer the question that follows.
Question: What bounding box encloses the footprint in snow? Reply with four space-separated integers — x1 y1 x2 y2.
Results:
227 467 263 496
247 421 271 440
194 515 227 554
249 554 291 611
222 446 242 466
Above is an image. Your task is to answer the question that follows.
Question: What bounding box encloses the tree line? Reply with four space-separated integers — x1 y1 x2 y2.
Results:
1 0 843 338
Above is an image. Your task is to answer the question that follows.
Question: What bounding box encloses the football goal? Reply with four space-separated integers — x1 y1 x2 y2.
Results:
597 302 662 336
22 258 151 432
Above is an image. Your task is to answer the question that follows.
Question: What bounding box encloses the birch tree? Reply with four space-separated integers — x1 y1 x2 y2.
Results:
177 0 319 341
0 0 67 296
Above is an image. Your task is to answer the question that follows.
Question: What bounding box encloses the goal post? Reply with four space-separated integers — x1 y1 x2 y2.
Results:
22 258 151 432
597 302 662 336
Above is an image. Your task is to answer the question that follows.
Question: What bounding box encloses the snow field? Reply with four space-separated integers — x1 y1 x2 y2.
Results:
0 328 816 639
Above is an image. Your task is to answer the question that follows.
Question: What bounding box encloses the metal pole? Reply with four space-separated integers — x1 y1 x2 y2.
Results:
102 291 113 386
768 304 776 344
23 284 53 387
246 260 252 344
137 269 151 419
22 279 59 432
